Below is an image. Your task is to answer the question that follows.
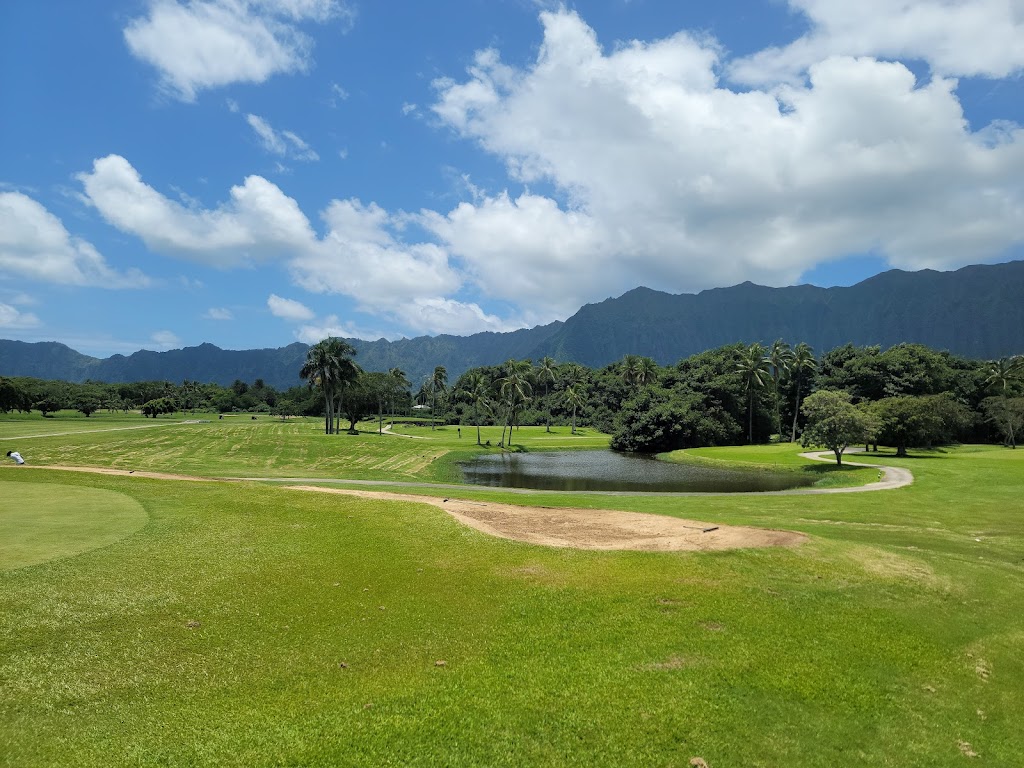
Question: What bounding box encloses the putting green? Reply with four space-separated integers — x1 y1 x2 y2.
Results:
0 481 148 570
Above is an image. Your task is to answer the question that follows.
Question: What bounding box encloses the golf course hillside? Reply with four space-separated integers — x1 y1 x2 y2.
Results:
2 412 1022 766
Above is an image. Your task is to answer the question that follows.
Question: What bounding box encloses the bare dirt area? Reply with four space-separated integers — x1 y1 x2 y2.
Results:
29 465 221 482
286 485 808 552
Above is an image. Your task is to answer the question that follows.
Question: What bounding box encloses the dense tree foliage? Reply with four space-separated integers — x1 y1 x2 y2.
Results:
5 343 1018 457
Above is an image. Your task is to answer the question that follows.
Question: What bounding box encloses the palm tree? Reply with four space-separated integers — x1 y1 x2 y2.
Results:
620 354 641 387
788 342 817 443
328 340 360 433
497 359 533 447
536 356 558 432
459 370 492 445
563 384 585 434
984 356 1024 448
736 342 770 444
766 339 793 438
388 367 410 417
300 340 335 435
300 337 357 435
430 365 447 430
633 357 658 388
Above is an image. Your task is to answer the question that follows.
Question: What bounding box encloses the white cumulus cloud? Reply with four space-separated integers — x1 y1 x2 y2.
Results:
204 307 234 320
425 9 1024 313
0 192 149 288
267 293 314 321
124 0 354 101
730 0 1024 86
78 155 318 266
296 315 396 343
0 303 41 329
288 198 462 307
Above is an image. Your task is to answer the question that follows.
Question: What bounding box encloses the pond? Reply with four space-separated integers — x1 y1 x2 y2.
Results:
459 450 815 493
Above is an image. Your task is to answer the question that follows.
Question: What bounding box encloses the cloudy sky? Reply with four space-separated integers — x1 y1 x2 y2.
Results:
2 1 1022 357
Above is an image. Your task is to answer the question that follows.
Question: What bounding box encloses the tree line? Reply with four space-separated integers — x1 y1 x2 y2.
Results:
411 341 1022 454
5 339 1022 457
0 375 331 420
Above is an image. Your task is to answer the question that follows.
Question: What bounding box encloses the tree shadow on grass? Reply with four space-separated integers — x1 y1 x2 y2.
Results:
800 463 865 476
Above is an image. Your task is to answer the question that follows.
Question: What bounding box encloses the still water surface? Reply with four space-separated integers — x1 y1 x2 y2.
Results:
459 450 814 493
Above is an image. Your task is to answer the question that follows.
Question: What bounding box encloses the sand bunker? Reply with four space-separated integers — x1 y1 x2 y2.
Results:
287 485 807 552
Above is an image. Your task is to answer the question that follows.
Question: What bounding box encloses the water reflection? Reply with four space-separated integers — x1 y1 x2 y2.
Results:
460 450 813 493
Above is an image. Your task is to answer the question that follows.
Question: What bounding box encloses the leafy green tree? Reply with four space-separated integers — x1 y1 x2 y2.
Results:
983 356 1024 447
33 397 64 418
736 343 770 444
800 390 877 466
870 394 971 457
610 389 684 452
0 377 29 413
982 396 1024 448
141 398 175 418
74 396 101 417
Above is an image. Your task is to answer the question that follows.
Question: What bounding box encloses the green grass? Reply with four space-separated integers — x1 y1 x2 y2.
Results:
2 414 1023 766
2 416 611 484
663 443 877 489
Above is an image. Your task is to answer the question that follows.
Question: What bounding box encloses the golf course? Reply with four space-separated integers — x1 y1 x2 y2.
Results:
2 413 1023 766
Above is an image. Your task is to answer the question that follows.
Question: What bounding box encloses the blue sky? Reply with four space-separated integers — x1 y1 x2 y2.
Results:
2 1 1023 358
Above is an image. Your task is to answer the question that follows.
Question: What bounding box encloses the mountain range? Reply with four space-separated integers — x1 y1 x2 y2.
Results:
3 261 1023 388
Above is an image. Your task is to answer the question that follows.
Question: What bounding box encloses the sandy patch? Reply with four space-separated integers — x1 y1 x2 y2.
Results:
285 485 807 552
30 465 221 482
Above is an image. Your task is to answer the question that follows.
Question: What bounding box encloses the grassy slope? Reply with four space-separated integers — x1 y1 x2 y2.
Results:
1 414 1023 766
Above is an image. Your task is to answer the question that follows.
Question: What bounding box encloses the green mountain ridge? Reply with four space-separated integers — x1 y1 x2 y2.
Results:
2 261 1023 388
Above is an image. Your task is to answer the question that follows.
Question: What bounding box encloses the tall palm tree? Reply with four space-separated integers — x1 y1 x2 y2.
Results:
430 365 447 430
388 367 410 417
766 339 793 438
788 342 817 443
984 356 1024 448
459 370 492 445
736 342 770 444
300 340 336 435
327 339 359 433
563 384 585 434
300 337 357 435
536 356 558 432
497 359 533 447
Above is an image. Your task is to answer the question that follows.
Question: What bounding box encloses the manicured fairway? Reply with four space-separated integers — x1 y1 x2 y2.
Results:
1 416 1023 767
